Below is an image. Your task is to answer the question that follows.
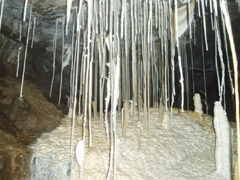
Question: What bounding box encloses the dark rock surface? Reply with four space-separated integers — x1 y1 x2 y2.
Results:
0 62 64 180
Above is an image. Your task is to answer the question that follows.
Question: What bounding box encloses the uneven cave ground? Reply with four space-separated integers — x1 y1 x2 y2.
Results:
0 63 237 180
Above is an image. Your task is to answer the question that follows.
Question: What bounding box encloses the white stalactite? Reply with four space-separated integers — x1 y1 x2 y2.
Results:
66 0 73 35
16 44 22 77
201 0 208 50
49 19 58 98
0 0 5 30
23 0 28 22
20 3 32 98
31 16 36 48
175 0 184 112
58 18 65 105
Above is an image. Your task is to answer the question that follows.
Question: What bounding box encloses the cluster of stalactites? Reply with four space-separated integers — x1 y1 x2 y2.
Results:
6 0 237 179
47 0 238 178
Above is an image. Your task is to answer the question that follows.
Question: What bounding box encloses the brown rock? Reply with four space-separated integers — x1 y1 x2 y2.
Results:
8 97 40 133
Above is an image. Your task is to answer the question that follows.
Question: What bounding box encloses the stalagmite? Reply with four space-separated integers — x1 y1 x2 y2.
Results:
162 111 171 131
20 3 32 98
220 1 240 177
193 93 203 115
0 0 5 30
213 101 231 180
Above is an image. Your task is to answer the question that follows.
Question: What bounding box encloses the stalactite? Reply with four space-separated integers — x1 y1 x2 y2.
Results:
190 41 195 95
16 45 22 78
201 23 208 114
174 0 184 112
58 18 65 105
98 0 107 127
214 30 221 95
187 0 192 39
106 0 109 31
66 0 73 35
209 0 214 30
124 0 130 101
19 20 22 41
78 32 87 116
70 1 83 178
200 0 208 51
169 0 175 130
163 1 168 111
193 20 197 45
0 0 5 30
49 19 58 98
15 0 239 179
215 16 225 103
31 16 36 48
131 0 137 114
23 0 28 22
20 3 32 98
120 0 125 39
36 14 39 26
87 0 94 148
183 38 190 111
93 47 98 121
72 28 82 178
69 12 76 117
220 9 234 95
142 1 148 131
105 64 110 141
16 20 23 78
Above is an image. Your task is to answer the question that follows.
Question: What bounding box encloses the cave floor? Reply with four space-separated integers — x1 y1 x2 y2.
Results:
30 108 227 180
